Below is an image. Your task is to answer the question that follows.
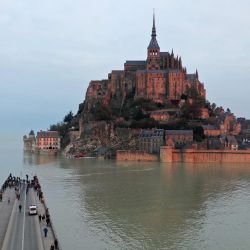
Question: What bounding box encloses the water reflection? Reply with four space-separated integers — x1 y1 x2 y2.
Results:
23 152 59 166
23 154 250 250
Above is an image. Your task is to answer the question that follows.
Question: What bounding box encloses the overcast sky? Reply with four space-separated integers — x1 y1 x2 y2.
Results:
0 0 250 133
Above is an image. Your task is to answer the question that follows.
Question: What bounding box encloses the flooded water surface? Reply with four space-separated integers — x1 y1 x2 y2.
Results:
1 134 250 249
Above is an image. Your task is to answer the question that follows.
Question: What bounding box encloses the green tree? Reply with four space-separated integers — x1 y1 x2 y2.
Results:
63 111 74 123
193 126 205 142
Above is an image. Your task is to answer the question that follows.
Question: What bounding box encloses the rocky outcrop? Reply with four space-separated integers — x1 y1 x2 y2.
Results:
66 120 140 158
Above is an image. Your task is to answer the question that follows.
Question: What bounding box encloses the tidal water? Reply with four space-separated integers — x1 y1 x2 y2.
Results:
1 134 250 249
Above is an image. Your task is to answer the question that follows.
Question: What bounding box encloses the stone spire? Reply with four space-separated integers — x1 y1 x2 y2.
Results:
147 12 160 49
196 69 199 79
179 56 182 68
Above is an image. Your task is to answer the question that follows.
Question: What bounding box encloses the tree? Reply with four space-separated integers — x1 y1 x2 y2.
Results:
193 126 205 142
63 111 74 123
90 103 112 121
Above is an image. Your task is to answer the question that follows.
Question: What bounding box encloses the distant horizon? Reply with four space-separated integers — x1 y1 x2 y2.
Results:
1 0 250 132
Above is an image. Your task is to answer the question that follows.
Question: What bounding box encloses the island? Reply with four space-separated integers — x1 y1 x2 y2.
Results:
24 14 250 163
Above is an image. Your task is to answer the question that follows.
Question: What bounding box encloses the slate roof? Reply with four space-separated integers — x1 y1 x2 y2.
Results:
136 69 166 74
220 135 238 145
148 37 160 49
165 130 193 135
202 125 219 130
160 52 170 56
125 60 146 65
139 129 164 138
111 70 124 74
37 131 60 138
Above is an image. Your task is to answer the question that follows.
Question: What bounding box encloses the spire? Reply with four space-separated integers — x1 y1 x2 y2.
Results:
152 10 156 37
147 11 160 49
196 69 199 79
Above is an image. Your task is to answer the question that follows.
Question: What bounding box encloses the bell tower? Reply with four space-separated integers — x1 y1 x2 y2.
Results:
147 12 160 70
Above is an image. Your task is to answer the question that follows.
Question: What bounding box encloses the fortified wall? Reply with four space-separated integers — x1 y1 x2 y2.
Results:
117 150 158 162
160 146 250 163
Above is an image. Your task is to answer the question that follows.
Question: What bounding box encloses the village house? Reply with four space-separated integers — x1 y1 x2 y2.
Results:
220 135 238 150
149 110 170 121
23 130 36 152
36 131 61 150
202 112 241 138
218 113 241 135
165 130 193 148
200 108 209 119
139 129 165 154
202 125 221 137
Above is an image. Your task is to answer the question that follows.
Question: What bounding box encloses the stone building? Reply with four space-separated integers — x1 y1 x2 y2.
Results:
218 113 241 135
202 125 221 137
220 135 238 150
139 129 165 154
149 110 170 121
23 130 36 152
36 131 60 150
165 130 193 148
83 14 206 111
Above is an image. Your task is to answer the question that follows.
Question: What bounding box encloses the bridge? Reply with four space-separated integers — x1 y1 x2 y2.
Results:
0 175 60 250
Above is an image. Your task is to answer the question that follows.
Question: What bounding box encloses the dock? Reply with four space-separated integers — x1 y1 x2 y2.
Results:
0 175 60 250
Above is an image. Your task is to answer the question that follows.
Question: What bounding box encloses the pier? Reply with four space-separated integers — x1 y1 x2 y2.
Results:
0 175 60 250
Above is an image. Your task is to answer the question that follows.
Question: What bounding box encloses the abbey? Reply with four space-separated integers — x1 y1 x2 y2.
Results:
85 15 206 108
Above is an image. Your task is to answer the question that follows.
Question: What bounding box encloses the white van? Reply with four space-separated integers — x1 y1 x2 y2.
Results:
28 205 37 215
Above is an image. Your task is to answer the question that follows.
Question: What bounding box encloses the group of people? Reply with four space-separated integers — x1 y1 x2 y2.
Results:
0 174 22 202
42 210 59 249
1 174 21 191
33 178 59 249
38 208 51 226
2 174 60 249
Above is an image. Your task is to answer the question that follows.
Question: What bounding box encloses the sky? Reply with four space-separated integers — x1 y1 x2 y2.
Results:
0 0 250 133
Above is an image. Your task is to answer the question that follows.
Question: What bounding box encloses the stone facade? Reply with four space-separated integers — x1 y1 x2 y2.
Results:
36 131 60 150
165 130 193 148
116 150 158 162
160 147 250 163
202 125 221 137
203 112 241 137
23 130 36 152
23 130 61 152
139 129 165 154
83 14 206 111
220 135 238 150
149 110 170 121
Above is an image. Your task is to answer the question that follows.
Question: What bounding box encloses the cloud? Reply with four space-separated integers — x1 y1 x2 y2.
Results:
0 0 250 132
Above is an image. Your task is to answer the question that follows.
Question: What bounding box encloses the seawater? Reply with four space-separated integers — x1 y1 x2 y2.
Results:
1 134 250 249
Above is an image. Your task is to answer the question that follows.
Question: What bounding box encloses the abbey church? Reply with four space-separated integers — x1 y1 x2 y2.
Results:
84 15 206 108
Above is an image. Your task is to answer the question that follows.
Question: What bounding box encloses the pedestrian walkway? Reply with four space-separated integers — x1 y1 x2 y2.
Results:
35 192 59 249
0 188 16 248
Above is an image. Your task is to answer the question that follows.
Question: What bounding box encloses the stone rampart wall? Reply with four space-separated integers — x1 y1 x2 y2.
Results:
160 146 250 163
116 150 158 162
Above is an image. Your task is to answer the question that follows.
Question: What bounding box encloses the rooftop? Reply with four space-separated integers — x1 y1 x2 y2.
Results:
125 60 146 65
37 131 60 138
165 130 193 135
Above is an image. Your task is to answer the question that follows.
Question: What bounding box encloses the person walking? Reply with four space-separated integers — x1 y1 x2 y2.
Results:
8 197 10 204
50 244 54 250
38 214 42 223
19 204 22 212
54 239 58 249
43 227 48 237
46 217 51 227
